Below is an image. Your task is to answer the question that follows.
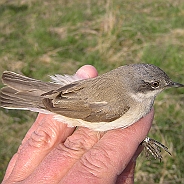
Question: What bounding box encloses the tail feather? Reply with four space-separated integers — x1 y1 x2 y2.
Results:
0 71 82 111
0 71 59 109
0 87 45 109
2 71 60 92
0 71 59 110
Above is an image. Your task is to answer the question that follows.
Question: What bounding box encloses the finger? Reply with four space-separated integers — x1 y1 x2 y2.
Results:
6 114 75 182
11 109 152 183
2 153 19 182
59 108 154 184
3 114 49 181
3 113 74 181
20 128 104 183
75 65 98 78
116 145 143 184
4 65 99 182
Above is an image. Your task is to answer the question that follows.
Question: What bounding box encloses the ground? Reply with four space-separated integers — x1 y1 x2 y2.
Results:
0 0 184 183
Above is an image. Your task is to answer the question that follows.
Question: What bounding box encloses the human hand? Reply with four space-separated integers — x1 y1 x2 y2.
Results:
2 65 154 184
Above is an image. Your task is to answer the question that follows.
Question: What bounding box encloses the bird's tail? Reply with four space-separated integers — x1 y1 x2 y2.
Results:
0 71 60 111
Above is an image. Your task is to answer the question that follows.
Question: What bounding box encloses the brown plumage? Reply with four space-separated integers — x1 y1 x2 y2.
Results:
0 70 131 123
0 64 183 131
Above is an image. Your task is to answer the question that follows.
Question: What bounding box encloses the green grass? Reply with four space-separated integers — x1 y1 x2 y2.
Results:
0 0 184 183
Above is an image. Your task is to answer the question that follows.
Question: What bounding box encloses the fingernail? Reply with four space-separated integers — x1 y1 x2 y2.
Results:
76 70 90 79
75 65 98 79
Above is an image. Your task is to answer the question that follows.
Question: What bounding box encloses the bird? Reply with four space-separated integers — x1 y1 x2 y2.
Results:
0 63 183 160
0 63 183 131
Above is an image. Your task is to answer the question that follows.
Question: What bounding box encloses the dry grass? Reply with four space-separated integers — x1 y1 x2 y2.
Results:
0 0 184 183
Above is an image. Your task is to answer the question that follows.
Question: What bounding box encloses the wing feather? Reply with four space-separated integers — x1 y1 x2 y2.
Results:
41 78 130 122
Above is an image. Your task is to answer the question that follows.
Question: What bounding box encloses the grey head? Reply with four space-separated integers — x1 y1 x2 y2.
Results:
112 63 184 99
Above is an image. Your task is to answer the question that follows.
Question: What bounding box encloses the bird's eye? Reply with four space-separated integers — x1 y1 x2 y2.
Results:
151 81 160 89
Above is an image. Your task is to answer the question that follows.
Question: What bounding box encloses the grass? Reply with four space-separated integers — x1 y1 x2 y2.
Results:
0 0 184 183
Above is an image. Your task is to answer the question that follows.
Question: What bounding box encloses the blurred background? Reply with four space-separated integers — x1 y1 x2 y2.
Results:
0 0 184 183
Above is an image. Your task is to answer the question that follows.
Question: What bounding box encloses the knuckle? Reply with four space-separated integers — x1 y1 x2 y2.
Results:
80 147 112 177
64 128 101 151
28 124 58 149
64 135 88 152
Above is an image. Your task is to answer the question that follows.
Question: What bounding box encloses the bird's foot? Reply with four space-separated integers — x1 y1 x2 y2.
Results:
141 137 171 161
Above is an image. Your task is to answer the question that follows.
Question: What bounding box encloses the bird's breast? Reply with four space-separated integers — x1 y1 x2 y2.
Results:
53 99 153 131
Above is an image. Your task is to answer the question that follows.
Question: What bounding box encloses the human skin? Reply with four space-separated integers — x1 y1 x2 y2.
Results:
2 65 154 184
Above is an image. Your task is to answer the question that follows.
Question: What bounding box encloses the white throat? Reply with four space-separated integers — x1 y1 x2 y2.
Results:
130 90 161 102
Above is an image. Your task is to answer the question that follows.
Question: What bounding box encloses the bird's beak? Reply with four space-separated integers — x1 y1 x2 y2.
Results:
167 81 184 88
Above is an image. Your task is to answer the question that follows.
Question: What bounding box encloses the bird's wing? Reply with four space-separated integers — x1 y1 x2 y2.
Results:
41 80 130 122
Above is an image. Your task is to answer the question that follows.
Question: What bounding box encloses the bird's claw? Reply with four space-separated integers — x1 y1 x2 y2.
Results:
141 137 171 161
